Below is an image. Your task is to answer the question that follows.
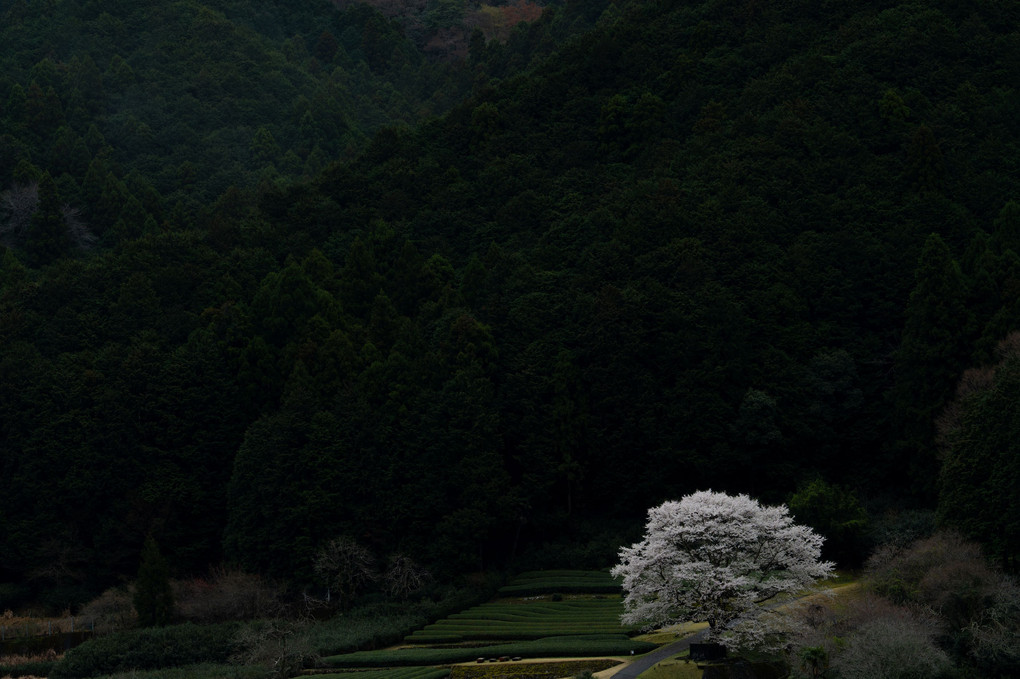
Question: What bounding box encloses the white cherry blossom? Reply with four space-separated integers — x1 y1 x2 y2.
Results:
612 490 834 650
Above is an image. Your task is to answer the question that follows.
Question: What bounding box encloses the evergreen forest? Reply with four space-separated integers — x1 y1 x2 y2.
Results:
1 0 1019 618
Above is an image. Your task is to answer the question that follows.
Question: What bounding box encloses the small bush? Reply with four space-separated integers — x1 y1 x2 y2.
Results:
231 619 317 679
50 622 241 678
79 587 137 634
830 617 952 679
174 567 287 623
966 575 1020 676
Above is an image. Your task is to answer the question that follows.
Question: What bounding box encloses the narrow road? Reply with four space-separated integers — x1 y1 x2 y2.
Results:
606 583 853 678
608 628 710 679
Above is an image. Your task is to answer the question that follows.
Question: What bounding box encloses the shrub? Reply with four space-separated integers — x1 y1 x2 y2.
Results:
231 619 317 679
50 622 241 678
865 531 1007 644
174 567 287 623
965 574 1020 676
787 592 946 679
79 587 137 634
829 617 952 679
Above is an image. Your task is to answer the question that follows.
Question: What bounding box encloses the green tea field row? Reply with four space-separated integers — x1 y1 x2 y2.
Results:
320 635 658 668
496 571 622 597
405 600 635 643
311 667 452 679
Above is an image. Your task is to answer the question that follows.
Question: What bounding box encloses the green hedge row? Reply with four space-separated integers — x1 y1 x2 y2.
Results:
414 624 627 633
407 629 626 642
50 622 241 678
313 667 452 679
482 604 621 612
439 614 622 623
322 635 657 668
451 659 622 679
511 571 618 580
451 603 622 612
496 583 620 596
416 623 626 631
495 571 622 597
448 601 623 616
404 595 633 644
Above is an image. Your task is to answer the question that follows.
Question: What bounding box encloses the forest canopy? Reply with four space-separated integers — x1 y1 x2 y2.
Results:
1 0 1019 608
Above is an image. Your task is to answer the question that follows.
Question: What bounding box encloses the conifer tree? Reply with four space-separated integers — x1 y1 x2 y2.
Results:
25 172 71 266
890 233 971 499
134 536 175 627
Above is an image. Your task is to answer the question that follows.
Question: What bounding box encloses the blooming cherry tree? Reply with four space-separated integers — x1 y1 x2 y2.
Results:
612 490 833 650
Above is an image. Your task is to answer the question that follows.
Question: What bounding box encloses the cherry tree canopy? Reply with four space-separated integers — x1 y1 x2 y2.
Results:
612 490 834 649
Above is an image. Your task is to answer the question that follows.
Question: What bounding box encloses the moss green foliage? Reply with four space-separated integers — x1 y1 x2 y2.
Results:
321 635 656 668
788 479 870 567
50 622 241 678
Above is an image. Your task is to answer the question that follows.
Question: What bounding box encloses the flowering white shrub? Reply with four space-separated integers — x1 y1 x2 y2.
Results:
612 490 833 650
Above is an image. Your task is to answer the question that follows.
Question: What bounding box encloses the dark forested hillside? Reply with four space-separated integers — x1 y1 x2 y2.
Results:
2 0 1019 607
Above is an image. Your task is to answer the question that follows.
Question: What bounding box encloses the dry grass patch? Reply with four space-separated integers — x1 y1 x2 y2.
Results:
636 656 702 679
633 623 708 645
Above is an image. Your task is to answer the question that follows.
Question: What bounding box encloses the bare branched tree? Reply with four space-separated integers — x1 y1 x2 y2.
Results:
63 204 97 250
2 182 96 252
312 536 375 611
0 182 39 244
231 620 317 679
383 553 431 599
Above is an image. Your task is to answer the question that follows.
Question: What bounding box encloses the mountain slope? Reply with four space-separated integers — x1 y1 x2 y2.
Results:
1 0 1018 604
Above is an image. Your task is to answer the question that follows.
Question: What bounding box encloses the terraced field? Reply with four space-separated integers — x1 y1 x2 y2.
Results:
315 570 656 674
319 635 656 668
405 600 635 643
495 571 624 597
